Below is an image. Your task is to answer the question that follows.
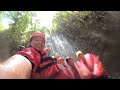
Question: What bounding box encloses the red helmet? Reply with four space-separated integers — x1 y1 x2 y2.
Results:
30 32 45 43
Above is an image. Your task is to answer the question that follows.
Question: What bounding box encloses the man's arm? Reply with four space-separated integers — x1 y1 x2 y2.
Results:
0 54 32 79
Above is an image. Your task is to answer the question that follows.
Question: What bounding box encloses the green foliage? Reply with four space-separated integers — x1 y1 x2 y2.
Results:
0 11 37 55
0 11 106 58
0 11 101 55
52 11 91 32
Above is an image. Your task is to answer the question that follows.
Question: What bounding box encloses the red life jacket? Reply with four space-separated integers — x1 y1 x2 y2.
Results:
16 47 76 79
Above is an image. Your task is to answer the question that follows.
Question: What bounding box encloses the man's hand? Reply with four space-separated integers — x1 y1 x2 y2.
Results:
66 51 104 79
52 56 65 64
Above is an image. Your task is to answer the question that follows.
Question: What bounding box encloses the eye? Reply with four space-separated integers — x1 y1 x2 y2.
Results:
33 37 44 43
34 38 40 41
35 39 39 41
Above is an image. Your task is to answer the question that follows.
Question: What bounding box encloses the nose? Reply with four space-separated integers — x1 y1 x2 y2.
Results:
38 41 43 44
38 40 45 46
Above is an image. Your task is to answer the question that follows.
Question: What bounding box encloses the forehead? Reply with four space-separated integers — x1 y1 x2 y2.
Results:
32 36 44 41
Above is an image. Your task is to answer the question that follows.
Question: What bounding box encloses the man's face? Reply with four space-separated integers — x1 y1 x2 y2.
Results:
30 36 45 51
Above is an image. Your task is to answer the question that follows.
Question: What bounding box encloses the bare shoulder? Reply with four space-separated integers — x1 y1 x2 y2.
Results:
0 54 32 79
3 54 32 66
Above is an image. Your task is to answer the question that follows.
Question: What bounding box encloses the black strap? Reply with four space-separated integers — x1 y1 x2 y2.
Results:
40 57 54 63
38 50 46 57
38 50 54 64
24 56 34 70
35 61 55 73
41 52 46 56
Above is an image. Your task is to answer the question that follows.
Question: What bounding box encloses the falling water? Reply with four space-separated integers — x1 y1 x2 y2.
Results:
45 33 79 63
0 11 120 78
45 11 120 79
